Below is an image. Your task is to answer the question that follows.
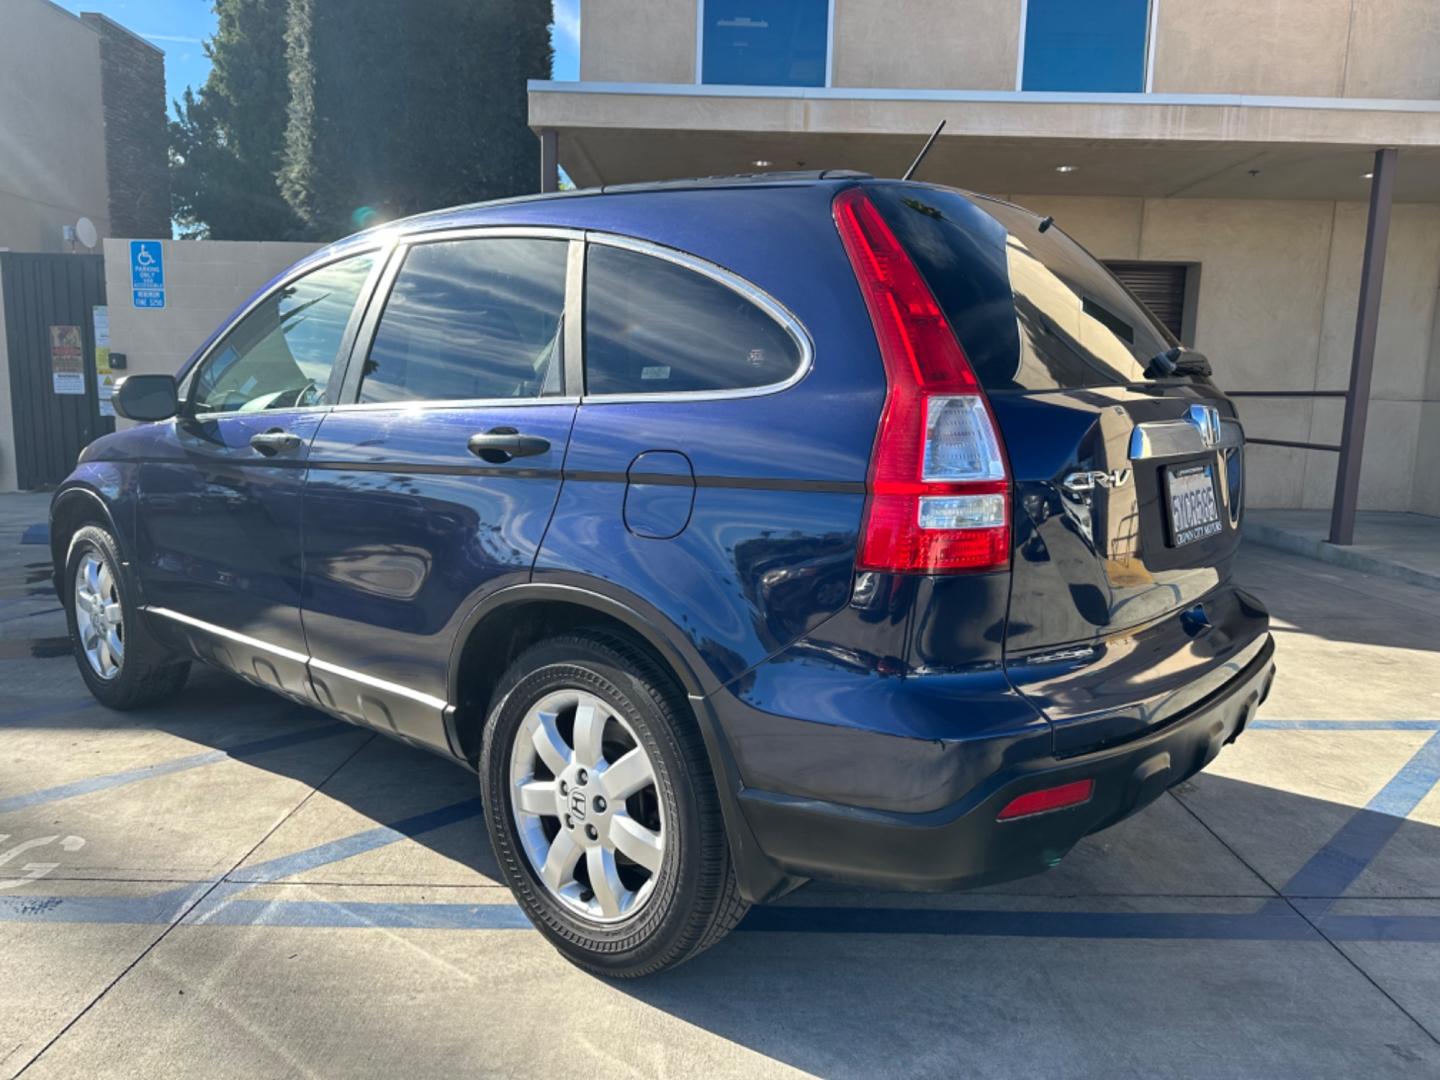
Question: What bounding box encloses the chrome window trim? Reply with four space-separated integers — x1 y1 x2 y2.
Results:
562 238 585 395
328 395 580 414
579 231 814 404
336 227 581 409
396 225 585 244
182 242 394 420
146 605 450 712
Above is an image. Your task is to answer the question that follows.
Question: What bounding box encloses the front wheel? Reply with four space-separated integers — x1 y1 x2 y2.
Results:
63 525 188 709
480 632 747 977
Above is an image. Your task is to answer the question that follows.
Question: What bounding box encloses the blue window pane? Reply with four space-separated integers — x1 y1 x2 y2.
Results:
1022 0 1150 92
702 0 828 87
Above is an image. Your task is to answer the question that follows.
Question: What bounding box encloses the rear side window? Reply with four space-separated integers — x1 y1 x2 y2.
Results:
359 237 568 404
869 184 1177 391
583 244 803 396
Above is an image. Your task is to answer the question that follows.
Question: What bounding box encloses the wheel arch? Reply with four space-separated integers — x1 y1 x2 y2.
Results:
49 485 131 600
446 580 796 904
445 582 710 764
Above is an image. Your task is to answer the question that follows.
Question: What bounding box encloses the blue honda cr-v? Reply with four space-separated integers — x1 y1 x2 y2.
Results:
52 173 1274 976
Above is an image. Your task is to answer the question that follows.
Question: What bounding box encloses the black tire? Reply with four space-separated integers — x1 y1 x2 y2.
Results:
480 630 748 977
63 525 189 710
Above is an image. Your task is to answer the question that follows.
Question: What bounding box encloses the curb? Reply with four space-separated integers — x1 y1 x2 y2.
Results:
1244 521 1440 592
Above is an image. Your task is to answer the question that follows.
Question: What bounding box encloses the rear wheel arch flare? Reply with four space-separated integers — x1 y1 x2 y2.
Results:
447 587 706 765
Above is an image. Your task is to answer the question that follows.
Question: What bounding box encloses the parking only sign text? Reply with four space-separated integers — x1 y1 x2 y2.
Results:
130 240 165 308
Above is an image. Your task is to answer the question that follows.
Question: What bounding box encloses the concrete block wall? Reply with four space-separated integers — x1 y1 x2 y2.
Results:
1008 194 1440 515
101 240 320 385
581 0 1440 100
0 0 110 253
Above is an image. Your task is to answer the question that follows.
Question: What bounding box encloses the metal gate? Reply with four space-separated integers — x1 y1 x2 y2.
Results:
1 253 112 489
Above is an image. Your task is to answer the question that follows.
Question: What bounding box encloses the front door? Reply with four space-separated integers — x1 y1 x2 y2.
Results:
135 251 381 701
300 233 577 752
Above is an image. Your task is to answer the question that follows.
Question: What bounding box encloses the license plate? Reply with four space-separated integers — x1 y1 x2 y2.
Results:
1165 462 1222 546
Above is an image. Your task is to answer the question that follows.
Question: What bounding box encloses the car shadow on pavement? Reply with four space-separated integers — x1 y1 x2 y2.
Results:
1 662 499 885
605 769 1440 1079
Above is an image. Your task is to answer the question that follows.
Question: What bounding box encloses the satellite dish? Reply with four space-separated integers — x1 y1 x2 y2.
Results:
75 217 98 249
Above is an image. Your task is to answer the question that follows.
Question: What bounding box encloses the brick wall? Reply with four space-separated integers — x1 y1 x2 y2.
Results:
80 13 170 240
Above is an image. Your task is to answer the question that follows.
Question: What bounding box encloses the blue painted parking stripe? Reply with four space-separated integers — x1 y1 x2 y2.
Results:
13 888 1440 943
193 898 534 930
0 885 208 925
214 799 483 886
1251 719 1440 731
0 721 357 814
1313 914 1440 943
20 523 49 545
1282 729 1440 905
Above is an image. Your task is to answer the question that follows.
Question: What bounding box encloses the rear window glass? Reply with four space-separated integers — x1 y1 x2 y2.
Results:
584 244 802 396
869 184 1177 391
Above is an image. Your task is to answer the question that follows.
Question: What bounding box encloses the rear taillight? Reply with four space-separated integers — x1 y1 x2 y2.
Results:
834 187 1011 574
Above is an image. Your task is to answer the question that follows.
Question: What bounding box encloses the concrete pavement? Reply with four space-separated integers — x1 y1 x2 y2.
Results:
2 491 1439 1078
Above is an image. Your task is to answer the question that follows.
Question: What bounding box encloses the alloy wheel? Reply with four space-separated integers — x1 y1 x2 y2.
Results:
74 551 123 680
509 689 666 923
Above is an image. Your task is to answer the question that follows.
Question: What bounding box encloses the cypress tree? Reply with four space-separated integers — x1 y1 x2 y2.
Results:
169 0 301 239
281 0 554 240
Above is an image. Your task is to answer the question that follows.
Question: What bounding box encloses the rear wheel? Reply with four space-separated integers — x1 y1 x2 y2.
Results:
480 631 747 977
63 525 188 709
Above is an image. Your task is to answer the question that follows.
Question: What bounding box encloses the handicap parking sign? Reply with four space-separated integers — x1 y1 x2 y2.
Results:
130 240 165 309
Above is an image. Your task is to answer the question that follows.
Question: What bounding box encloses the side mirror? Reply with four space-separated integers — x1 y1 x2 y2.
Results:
112 374 179 422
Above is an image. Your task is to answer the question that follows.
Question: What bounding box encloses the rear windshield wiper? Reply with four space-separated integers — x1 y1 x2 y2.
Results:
1145 346 1212 380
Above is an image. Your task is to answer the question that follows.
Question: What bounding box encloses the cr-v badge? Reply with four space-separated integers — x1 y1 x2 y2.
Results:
1062 467 1133 494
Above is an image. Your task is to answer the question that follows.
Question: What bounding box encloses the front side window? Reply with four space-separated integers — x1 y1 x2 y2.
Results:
702 0 829 87
1021 0 1151 92
190 253 376 414
359 238 568 404
584 244 803 396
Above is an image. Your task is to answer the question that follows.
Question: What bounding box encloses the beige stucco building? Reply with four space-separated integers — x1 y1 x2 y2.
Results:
528 0 1440 517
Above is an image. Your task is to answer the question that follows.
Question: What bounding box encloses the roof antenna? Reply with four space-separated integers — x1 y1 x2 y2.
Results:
902 119 946 182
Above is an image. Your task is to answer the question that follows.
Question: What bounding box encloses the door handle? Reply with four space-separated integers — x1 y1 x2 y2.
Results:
250 429 304 456
467 427 550 463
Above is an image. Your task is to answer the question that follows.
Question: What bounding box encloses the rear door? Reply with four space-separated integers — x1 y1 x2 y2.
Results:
300 230 578 753
871 184 1263 753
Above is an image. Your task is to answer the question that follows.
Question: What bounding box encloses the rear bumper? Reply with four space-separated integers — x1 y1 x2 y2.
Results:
730 633 1275 893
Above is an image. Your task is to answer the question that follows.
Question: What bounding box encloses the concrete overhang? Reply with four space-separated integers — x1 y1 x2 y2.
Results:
529 81 1440 201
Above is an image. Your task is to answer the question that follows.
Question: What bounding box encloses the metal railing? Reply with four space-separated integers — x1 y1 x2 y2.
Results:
1226 390 1347 453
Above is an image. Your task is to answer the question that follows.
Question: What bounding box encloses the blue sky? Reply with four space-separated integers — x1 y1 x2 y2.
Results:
58 0 581 112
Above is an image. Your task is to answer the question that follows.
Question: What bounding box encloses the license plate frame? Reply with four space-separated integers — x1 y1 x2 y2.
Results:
1165 461 1223 546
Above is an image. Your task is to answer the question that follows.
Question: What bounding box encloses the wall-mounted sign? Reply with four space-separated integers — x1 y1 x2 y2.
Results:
50 325 85 395
130 239 165 308
93 305 114 416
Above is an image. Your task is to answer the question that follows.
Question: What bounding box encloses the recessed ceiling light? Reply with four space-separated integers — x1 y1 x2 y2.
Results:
1362 172 1374 179
1055 164 1077 173
752 159 772 168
